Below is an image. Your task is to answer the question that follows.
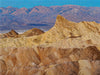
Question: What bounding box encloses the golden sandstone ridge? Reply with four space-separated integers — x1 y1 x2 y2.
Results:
0 15 100 75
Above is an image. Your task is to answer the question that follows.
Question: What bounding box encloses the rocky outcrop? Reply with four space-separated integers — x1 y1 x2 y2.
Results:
0 28 44 39
0 47 42 75
45 61 79 75
37 46 100 65
46 60 100 75
0 29 18 38
19 28 44 37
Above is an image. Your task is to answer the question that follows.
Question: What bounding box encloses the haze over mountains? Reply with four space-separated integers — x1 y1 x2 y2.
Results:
0 5 100 31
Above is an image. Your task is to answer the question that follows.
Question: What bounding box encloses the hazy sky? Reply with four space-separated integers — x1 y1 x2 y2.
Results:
0 0 100 8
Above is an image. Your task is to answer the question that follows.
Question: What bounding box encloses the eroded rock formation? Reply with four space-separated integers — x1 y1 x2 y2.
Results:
19 28 44 37
0 15 100 75
0 46 100 75
0 29 18 38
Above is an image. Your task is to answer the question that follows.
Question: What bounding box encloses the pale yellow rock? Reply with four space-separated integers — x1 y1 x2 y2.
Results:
78 60 92 75
78 60 100 75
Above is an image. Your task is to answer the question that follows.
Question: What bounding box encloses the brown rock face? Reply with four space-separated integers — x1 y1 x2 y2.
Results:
38 46 100 65
20 28 44 37
46 62 79 75
0 60 7 75
0 46 100 75
0 29 18 38
0 47 42 75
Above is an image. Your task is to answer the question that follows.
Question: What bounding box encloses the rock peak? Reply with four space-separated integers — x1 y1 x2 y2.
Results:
55 15 76 27
8 29 18 36
0 29 18 38
21 28 44 37
56 15 67 21
55 15 67 26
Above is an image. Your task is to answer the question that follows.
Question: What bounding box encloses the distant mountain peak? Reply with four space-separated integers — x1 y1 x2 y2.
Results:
62 5 81 7
20 7 27 10
7 6 13 8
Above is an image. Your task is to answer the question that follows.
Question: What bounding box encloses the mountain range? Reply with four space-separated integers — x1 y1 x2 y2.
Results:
0 5 100 31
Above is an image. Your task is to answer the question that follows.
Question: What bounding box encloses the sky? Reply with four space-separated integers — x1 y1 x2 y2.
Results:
0 0 100 8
